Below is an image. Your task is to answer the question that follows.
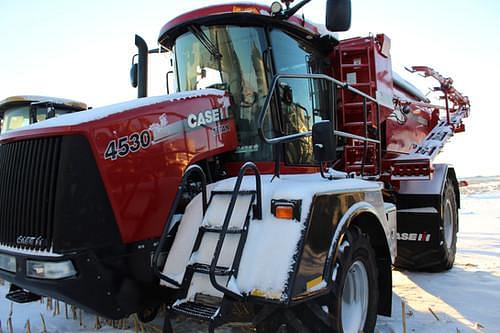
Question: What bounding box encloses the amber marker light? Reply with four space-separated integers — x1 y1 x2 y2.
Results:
232 6 260 14
271 199 302 221
275 205 294 220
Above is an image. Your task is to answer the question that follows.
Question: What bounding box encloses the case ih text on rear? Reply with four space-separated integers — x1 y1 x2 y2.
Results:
0 0 470 332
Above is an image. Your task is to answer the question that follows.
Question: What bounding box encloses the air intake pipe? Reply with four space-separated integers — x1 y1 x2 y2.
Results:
135 35 148 98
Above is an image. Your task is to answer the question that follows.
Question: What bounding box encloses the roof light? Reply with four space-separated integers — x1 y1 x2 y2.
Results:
270 2 283 15
0 253 16 273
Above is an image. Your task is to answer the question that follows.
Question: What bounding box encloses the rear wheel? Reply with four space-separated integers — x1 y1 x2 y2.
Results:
430 178 458 271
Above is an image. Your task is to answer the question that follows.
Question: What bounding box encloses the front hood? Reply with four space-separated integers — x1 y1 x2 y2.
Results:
0 89 227 143
0 88 238 244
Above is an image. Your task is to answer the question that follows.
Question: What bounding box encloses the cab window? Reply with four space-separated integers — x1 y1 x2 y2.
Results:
270 30 332 165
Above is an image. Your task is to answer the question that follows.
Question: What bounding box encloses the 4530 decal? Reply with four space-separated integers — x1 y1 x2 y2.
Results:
104 129 152 160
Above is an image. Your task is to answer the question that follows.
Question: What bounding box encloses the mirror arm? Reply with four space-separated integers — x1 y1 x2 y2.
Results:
281 0 312 19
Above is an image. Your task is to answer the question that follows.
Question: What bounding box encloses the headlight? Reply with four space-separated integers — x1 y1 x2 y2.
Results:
26 260 76 279
0 253 16 273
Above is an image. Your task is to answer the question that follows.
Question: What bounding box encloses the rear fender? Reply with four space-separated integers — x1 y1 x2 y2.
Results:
395 164 460 269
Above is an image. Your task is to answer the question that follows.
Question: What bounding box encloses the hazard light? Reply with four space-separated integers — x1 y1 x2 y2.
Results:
271 199 301 221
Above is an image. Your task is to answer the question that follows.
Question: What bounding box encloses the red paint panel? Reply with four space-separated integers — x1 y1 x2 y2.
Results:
158 2 319 43
1 93 238 244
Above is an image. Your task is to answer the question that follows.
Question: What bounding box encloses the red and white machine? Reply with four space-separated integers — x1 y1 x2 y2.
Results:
0 1 469 332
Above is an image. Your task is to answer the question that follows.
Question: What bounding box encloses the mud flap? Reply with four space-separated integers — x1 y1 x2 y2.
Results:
394 164 459 270
395 209 442 269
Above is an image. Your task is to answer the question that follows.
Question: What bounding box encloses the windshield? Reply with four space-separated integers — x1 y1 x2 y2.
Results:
1 104 77 133
173 25 273 161
1 106 30 132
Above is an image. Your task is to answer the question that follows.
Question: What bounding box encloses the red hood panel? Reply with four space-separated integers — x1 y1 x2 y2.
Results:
2 91 238 244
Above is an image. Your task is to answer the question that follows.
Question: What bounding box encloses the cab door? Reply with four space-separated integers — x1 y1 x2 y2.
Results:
269 29 334 166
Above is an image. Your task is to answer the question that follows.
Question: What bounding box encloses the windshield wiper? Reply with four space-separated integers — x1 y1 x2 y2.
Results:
188 25 222 60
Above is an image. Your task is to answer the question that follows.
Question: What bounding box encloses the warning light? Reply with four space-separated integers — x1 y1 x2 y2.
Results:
271 199 301 221
232 6 259 14
275 205 294 220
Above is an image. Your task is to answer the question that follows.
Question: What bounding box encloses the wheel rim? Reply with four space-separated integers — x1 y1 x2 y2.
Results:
341 260 369 333
443 199 454 249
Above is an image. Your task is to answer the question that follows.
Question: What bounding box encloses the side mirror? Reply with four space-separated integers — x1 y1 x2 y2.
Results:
166 70 174 94
326 0 352 32
312 120 337 162
130 63 138 88
46 105 55 119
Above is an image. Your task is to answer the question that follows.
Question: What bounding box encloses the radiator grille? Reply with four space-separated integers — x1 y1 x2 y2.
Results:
0 137 62 250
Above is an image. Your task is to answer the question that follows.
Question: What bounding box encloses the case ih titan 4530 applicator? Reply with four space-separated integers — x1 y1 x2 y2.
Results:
0 0 469 332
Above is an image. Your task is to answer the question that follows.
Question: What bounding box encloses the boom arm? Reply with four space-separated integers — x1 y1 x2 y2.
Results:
391 67 470 180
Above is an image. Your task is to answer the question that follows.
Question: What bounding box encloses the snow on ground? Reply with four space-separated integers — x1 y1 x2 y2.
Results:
1 177 499 332
378 177 500 333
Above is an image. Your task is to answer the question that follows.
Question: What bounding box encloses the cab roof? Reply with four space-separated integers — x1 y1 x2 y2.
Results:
158 2 323 48
0 95 87 112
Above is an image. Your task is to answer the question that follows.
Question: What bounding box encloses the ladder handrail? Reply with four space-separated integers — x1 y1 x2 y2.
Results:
209 161 262 299
152 164 208 287
258 73 380 145
257 73 382 175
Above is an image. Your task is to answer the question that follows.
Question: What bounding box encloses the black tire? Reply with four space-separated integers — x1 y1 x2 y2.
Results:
291 227 379 333
137 305 159 323
429 178 458 271
330 227 379 333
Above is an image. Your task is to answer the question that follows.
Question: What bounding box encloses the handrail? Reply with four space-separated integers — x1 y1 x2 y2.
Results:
209 161 262 299
257 73 382 174
152 164 208 287
258 73 379 144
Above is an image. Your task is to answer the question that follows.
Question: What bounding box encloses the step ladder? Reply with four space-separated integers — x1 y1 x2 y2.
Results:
337 38 379 175
154 163 262 333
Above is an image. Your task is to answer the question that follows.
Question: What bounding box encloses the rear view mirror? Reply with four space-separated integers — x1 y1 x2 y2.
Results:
130 63 138 88
326 0 352 32
312 120 336 162
46 105 55 119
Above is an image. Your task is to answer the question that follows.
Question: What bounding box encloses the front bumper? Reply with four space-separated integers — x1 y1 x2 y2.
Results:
0 244 161 319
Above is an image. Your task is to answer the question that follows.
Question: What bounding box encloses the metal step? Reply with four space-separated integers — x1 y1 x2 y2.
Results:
172 301 220 320
189 263 232 276
200 225 245 234
210 190 256 196
6 289 41 304
341 63 369 68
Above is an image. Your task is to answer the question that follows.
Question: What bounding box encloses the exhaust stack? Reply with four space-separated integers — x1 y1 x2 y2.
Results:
135 35 148 98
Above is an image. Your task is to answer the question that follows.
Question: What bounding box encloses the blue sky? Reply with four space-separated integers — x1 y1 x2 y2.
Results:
1 0 499 177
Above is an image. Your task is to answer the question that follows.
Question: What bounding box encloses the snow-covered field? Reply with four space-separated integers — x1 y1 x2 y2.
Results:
1 177 499 333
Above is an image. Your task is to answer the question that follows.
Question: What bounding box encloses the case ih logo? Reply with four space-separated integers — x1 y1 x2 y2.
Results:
16 235 46 247
396 232 431 242
187 108 229 129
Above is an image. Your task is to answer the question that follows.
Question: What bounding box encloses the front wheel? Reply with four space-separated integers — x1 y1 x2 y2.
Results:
289 227 379 333
331 227 379 333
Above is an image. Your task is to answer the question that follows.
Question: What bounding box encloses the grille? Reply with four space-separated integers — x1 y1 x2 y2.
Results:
0 137 62 250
